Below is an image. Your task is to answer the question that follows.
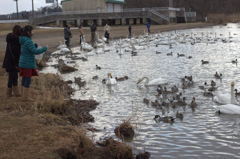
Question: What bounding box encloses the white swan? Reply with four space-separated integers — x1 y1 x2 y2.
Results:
213 82 240 114
213 82 238 104
137 77 168 86
106 73 117 85
57 41 67 49
60 47 70 52
213 104 240 114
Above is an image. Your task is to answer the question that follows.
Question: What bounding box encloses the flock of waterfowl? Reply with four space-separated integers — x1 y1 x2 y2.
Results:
46 26 240 126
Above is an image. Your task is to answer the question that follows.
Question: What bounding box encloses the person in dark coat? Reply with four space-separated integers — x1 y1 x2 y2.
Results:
128 24 132 37
64 25 72 47
90 22 97 45
2 25 22 97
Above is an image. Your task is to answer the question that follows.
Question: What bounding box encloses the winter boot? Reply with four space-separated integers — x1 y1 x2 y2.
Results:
12 86 21 97
22 87 34 102
6 88 13 97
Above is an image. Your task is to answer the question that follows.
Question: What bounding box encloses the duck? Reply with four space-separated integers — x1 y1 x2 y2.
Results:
178 97 187 106
201 60 209 64
137 77 168 86
163 87 172 94
151 100 159 107
188 56 192 59
106 73 117 85
154 115 174 122
182 82 187 89
102 79 106 84
199 82 207 90
203 89 214 97
156 51 161 54
189 97 197 108
211 80 216 87
176 111 183 120
214 82 238 104
214 72 222 79
92 76 98 80
143 98 150 104
124 76 129 80
208 86 218 92
185 76 193 81
177 53 185 57
96 65 101 70
171 85 178 93
156 85 163 94
234 89 240 97
115 77 125 81
167 52 173 56
232 59 237 64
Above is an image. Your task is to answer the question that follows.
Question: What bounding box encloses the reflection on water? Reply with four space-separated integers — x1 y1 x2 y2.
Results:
41 23 240 158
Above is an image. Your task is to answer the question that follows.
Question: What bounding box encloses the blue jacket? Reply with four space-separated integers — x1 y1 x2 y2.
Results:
147 22 150 28
19 36 47 69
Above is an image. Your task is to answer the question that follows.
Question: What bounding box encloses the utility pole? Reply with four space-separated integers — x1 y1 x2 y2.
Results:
14 0 19 19
32 0 34 18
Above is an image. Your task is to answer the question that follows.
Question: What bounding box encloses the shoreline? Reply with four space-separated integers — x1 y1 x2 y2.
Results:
0 22 216 53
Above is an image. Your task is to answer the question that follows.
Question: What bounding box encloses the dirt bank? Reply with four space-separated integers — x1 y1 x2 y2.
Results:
0 22 215 52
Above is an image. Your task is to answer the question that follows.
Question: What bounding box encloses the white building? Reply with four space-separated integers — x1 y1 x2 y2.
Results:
61 0 125 13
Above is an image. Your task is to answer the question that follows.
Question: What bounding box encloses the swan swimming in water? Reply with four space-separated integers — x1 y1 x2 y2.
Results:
106 73 117 85
213 104 240 114
213 81 238 105
213 82 240 114
137 77 168 86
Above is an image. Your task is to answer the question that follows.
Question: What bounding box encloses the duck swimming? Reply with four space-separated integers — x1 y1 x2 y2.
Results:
176 111 183 120
137 77 168 86
154 115 174 122
201 60 209 64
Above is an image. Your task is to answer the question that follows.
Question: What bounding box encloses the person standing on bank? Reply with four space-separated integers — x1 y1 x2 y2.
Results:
147 21 151 33
2 25 22 97
19 25 48 101
104 23 110 42
128 24 132 37
78 25 84 45
64 25 72 47
90 22 97 45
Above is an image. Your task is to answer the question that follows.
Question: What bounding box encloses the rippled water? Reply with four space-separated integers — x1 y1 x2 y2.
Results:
41 23 240 158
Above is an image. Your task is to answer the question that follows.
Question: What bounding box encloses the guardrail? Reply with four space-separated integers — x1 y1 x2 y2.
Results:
0 20 29 23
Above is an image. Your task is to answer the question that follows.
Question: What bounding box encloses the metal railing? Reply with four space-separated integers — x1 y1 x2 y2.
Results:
149 9 170 22
30 7 182 19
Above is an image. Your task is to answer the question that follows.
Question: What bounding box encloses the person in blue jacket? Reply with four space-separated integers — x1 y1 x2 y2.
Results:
2 25 22 97
18 25 48 101
147 21 151 33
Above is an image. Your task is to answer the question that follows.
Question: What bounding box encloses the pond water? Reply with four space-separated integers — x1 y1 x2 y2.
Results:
41 23 240 159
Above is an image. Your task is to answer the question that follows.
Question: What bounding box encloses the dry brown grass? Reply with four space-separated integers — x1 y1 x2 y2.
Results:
207 13 240 24
0 49 134 158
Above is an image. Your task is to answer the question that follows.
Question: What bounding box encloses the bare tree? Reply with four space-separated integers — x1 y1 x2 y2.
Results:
13 0 19 19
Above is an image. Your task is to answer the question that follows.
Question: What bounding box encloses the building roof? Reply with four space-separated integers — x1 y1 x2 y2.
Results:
60 0 72 5
107 0 125 4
